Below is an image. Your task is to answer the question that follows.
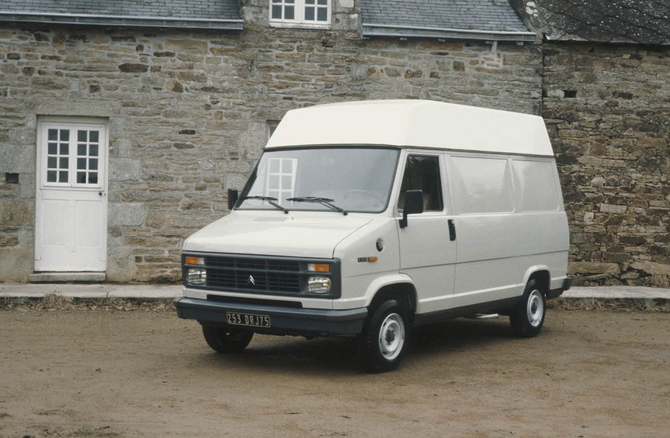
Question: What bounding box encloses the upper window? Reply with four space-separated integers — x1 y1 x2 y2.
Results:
512 159 559 212
41 123 106 188
398 155 443 212
450 156 514 214
270 0 331 27
267 120 279 139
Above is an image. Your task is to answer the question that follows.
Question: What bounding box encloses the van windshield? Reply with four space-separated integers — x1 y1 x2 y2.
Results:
237 147 400 213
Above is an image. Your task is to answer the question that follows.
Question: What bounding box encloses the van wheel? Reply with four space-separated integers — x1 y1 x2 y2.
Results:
358 299 409 373
202 324 253 353
509 280 546 338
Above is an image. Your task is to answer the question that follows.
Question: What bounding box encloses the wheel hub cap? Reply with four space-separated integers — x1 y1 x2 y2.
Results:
379 313 405 361
527 290 544 327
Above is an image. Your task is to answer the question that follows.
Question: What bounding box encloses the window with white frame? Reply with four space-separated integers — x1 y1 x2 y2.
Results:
266 157 297 203
270 0 331 27
42 124 105 187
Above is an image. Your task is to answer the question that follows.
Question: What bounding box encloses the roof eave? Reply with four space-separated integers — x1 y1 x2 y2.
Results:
362 23 536 42
545 33 670 46
0 11 244 31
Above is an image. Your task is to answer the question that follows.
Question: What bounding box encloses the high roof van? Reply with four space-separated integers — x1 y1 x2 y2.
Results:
175 100 572 372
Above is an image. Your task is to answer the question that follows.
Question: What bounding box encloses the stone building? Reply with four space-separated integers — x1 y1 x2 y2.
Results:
0 0 540 283
511 0 670 287
0 0 667 287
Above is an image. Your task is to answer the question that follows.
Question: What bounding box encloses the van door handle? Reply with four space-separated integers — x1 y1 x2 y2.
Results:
448 219 456 241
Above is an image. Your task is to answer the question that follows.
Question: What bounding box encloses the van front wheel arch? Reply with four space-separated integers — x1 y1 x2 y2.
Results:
509 279 546 338
358 298 410 373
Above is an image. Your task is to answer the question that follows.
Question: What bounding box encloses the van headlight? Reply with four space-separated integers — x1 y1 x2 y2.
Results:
308 276 331 293
187 268 207 285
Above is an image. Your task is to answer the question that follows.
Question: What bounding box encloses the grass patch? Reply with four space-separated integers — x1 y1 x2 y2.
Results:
73 426 122 437
0 293 175 312
548 297 670 313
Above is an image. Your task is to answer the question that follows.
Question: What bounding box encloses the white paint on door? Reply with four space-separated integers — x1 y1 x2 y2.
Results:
35 119 108 272
397 152 456 314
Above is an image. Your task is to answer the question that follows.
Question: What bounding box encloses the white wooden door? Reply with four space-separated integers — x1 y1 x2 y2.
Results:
35 121 108 272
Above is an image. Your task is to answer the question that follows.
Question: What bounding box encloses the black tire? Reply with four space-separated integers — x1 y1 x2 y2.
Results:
509 279 546 338
358 298 410 373
202 324 254 353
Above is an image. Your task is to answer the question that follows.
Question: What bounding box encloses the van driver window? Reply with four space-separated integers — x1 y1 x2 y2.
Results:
398 155 443 211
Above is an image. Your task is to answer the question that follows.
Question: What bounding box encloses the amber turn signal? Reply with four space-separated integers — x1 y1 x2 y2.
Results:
185 256 204 265
308 263 330 273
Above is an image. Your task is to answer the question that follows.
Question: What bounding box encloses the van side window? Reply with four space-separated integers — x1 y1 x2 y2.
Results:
450 156 514 214
398 155 443 211
512 159 559 211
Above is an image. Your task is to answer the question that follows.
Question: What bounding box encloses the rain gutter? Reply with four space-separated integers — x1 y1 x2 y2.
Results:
362 23 536 42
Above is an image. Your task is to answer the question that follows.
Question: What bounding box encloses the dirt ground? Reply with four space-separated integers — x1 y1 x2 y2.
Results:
0 304 668 438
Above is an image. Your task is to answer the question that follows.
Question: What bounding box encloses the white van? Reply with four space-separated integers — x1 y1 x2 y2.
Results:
175 100 571 372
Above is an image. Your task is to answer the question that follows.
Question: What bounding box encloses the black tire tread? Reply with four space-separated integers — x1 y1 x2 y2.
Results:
202 325 253 353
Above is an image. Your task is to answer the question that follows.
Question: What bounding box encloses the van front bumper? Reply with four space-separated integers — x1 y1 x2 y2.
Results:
174 297 368 337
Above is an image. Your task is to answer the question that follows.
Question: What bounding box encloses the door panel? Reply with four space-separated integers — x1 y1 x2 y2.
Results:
35 121 108 273
396 152 456 314
75 199 104 247
398 214 456 313
41 199 68 246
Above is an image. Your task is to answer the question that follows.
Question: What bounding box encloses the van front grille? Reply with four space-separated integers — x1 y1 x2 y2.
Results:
205 255 301 293
182 252 340 298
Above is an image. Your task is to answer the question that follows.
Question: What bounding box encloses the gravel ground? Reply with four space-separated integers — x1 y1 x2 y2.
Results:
0 304 668 437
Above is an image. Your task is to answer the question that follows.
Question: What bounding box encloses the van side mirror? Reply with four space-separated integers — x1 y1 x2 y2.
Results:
227 189 239 210
399 189 424 228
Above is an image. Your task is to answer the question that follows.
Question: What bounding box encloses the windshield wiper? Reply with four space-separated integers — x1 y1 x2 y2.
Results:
286 197 348 215
242 196 289 214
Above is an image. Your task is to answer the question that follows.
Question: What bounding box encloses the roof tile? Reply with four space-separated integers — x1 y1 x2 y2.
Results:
361 0 529 33
526 0 670 45
0 0 241 20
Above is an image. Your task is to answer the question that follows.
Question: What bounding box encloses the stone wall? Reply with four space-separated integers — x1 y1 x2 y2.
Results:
0 20 542 282
544 42 670 287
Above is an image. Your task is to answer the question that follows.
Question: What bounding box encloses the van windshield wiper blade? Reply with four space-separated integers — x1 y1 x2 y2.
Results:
286 197 348 215
242 196 289 214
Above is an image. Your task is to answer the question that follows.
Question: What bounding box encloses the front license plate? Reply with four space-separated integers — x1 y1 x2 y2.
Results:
226 312 271 328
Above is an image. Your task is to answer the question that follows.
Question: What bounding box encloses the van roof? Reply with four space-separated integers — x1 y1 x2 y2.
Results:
266 100 555 157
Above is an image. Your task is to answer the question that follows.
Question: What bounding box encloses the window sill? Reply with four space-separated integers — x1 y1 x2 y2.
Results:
269 21 331 30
